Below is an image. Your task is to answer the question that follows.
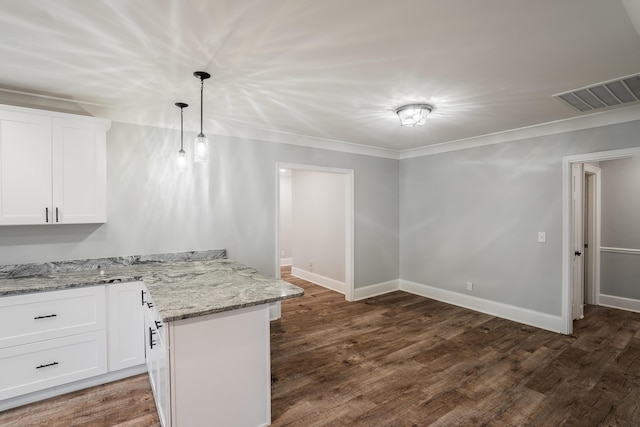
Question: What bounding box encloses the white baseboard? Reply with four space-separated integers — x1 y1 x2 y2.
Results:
599 294 640 313
354 279 400 301
399 279 565 333
291 267 346 294
280 257 292 267
0 364 147 411
288 270 567 333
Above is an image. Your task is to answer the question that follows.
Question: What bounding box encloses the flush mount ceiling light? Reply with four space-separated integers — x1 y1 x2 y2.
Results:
396 103 434 127
175 102 188 172
193 71 211 163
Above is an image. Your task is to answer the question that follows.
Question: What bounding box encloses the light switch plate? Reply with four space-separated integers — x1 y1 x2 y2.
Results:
538 232 546 243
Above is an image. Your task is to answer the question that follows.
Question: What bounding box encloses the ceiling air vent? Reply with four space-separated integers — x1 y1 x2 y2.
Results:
554 73 640 112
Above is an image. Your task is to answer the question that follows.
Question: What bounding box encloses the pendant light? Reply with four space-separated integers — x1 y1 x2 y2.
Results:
193 71 211 163
175 102 188 172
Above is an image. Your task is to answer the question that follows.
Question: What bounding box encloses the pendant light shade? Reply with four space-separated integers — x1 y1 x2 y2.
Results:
175 102 188 172
193 71 211 163
396 103 433 127
194 134 208 161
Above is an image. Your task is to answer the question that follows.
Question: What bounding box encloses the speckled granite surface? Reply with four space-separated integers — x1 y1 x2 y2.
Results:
0 252 303 322
0 249 227 279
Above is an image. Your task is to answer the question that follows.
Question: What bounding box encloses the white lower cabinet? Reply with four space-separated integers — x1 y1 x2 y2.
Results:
0 286 108 402
1 282 272 425
0 331 107 400
144 290 170 427
107 281 146 371
0 285 106 349
144 292 271 427
0 282 146 410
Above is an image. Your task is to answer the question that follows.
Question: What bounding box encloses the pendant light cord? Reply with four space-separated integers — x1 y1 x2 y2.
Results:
174 102 188 151
199 77 204 137
180 106 184 150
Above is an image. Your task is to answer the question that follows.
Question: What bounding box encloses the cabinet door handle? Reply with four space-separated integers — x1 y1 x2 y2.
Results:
56 207 59 223
45 207 49 223
147 302 154 308
155 320 163 329
36 361 59 369
34 314 57 320
149 327 157 349
141 290 147 306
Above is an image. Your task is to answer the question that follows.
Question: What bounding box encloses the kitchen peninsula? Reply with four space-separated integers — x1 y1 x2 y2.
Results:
0 250 303 426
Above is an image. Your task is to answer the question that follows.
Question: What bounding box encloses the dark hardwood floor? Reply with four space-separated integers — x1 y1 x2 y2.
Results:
2 267 640 426
0 374 159 426
272 269 640 426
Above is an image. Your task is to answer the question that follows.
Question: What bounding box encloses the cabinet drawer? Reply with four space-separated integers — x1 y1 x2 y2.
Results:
0 330 107 400
0 286 105 348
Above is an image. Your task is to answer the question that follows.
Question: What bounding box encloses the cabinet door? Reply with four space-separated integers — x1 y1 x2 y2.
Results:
144 297 171 427
0 111 52 225
154 337 170 427
107 282 145 372
52 118 106 224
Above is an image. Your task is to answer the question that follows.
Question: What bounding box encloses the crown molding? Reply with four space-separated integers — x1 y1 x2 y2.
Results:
4 88 639 161
216 125 401 160
399 105 640 159
218 105 640 160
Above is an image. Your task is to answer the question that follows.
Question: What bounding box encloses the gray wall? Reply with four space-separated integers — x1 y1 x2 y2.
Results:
600 156 640 299
291 170 346 282
400 120 640 316
2 115 638 309
0 122 400 288
279 171 292 262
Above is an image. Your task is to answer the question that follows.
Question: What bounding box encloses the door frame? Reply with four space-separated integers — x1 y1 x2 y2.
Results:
275 162 355 301
562 147 640 334
570 162 601 321
583 163 601 306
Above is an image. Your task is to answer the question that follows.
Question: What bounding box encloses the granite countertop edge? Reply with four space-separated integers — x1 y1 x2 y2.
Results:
0 252 304 322
161 293 303 322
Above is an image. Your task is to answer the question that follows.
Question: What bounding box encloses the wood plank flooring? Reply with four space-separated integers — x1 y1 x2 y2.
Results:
2 267 640 426
0 374 159 426
272 268 640 426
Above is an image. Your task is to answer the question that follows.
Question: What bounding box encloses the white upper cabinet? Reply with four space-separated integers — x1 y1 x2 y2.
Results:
0 110 52 225
0 105 109 225
52 118 107 224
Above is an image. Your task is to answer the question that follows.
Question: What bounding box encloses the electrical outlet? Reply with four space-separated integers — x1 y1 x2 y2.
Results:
467 281 473 291
538 232 546 243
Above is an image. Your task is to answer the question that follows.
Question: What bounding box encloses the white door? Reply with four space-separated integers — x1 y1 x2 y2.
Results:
52 119 107 224
0 111 52 225
571 163 585 320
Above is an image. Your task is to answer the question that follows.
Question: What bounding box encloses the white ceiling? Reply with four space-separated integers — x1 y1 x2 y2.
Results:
1 0 640 154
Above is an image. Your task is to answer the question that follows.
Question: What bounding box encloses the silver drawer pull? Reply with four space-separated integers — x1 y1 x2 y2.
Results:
34 314 57 320
36 361 59 369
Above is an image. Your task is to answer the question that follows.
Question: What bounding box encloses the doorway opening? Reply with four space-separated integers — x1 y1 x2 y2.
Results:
562 146 640 334
275 163 355 301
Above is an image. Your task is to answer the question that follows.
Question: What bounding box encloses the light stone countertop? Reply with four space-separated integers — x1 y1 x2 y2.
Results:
0 258 304 322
